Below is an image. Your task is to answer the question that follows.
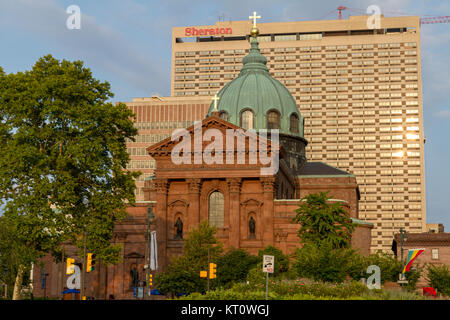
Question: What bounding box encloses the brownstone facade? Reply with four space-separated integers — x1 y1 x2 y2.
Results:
32 115 373 300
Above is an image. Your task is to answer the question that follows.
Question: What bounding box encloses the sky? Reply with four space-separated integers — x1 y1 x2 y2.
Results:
0 0 449 229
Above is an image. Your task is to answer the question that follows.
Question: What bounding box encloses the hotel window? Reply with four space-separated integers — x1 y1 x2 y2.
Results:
209 191 224 228
275 34 297 41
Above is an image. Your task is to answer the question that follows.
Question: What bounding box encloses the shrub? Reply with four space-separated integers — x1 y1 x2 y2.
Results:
426 264 450 297
292 243 364 283
216 248 259 288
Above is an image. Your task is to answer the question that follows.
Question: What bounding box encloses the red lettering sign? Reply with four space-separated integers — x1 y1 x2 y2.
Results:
184 27 232 36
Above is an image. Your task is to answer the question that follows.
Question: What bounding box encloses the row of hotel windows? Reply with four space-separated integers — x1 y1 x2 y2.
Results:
304 108 419 118
126 160 156 169
175 83 419 91
325 161 420 169
300 101 418 109
176 90 420 98
308 118 420 125
310 134 419 142
175 55 418 65
175 74 418 81
174 65 418 73
133 121 198 130
359 186 423 193
174 43 417 57
305 126 419 133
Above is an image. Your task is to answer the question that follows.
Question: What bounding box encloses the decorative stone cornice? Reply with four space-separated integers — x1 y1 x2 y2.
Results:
226 178 242 193
187 178 202 193
155 179 169 194
260 177 276 192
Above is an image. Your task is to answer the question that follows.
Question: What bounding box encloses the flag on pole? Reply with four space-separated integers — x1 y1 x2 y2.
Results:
402 248 424 273
150 231 158 271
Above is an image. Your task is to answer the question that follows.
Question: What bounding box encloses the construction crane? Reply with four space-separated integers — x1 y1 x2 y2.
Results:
317 6 450 25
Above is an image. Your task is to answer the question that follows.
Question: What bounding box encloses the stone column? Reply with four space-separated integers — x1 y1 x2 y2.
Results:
227 178 241 248
187 178 202 228
155 179 169 270
261 177 275 246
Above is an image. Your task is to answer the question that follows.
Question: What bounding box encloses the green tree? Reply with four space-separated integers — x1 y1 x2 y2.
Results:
216 248 259 287
0 55 139 299
292 242 364 283
293 192 355 249
155 221 223 296
363 252 402 284
426 264 450 297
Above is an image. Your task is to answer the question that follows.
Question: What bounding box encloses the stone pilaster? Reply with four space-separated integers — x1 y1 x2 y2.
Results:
227 178 241 248
261 177 275 246
187 178 202 228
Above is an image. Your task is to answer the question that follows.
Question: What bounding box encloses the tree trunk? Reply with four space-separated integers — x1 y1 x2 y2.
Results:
12 264 25 300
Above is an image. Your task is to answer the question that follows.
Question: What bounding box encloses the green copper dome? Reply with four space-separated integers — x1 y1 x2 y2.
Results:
207 36 304 138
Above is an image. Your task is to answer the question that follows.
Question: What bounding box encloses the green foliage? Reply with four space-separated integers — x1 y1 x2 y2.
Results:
363 251 402 284
154 221 223 296
257 245 290 277
293 192 355 249
426 264 450 297
0 55 139 294
216 248 259 288
179 278 426 300
292 243 364 283
405 263 424 292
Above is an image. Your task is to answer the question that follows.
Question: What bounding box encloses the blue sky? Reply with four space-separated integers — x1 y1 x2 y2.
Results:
0 0 449 230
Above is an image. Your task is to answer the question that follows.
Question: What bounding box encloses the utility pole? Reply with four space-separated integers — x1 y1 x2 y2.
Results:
81 230 87 300
146 207 155 300
207 247 210 293
399 227 408 286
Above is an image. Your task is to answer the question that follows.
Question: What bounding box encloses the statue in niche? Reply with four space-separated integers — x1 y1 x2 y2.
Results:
174 217 183 240
249 216 256 239
130 264 139 290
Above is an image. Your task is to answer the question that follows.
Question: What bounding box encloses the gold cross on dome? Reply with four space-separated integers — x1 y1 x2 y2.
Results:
249 11 261 28
212 93 220 111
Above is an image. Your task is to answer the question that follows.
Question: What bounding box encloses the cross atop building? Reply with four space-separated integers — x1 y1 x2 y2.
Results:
249 11 261 28
212 93 220 111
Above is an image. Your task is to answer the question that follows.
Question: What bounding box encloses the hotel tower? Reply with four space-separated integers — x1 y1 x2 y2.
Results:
126 15 426 252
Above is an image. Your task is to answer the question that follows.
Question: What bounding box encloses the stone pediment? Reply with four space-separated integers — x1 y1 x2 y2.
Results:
146 115 283 165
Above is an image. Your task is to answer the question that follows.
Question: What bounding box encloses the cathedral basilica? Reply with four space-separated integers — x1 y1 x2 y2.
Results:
33 23 373 300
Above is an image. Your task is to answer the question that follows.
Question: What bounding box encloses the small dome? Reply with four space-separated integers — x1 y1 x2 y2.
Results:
207 37 304 138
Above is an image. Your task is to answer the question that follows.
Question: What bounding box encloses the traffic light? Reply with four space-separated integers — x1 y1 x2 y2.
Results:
209 263 217 279
86 253 96 272
66 258 75 275
200 271 207 278
146 273 153 286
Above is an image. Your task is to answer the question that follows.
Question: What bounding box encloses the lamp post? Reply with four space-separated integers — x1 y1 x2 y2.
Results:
399 227 408 284
146 206 155 300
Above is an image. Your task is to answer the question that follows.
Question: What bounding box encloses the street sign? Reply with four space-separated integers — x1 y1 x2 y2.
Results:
263 255 274 273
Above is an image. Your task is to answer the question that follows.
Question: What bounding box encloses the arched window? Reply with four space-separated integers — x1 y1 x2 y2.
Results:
267 110 280 129
290 113 299 133
240 109 254 130
219 111 228 121
209 191 224 228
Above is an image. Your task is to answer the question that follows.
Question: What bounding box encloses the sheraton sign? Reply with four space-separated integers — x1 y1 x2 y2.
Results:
185 27 232 36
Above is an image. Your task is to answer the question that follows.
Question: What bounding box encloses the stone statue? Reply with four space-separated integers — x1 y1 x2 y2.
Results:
130 265 139 289
249 217 256 239
174 217 183 240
